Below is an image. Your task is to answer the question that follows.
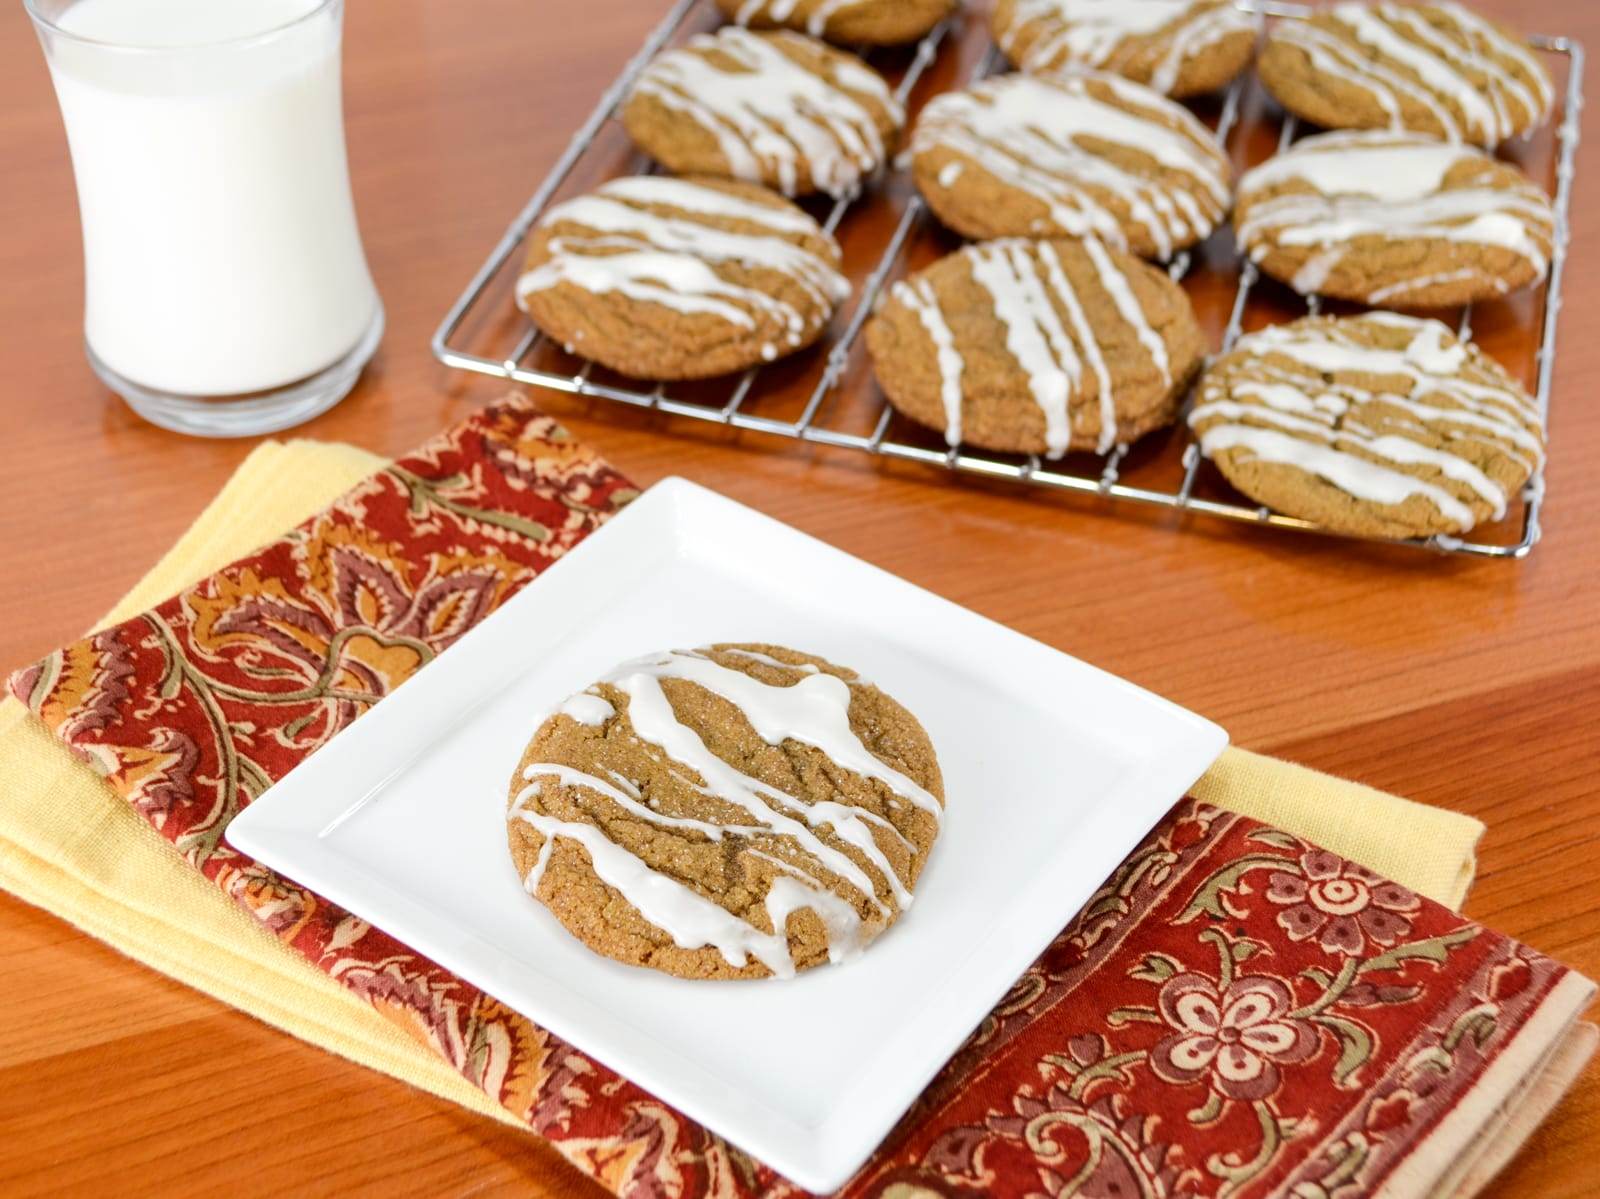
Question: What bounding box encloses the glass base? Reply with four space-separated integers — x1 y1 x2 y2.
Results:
88 302 384 438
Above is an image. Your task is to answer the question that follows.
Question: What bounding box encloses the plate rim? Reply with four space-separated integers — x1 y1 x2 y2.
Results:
228 475 1228 1191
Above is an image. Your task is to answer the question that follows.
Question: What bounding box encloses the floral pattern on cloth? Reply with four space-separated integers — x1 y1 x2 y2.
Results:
10 394 1579 1198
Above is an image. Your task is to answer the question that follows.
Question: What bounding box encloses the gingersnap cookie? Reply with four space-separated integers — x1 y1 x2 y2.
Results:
866 236 1206 457
505 645 945 981
1190 312 1545 538
992 0 1258 97
717 0 955 47
1236 130 1556 307
623 28 903 198
516 175 849 380
1259 2 1554 147
909 71 1233 260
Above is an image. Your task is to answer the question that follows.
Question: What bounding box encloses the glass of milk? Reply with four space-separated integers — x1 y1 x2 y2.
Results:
27 0 382 437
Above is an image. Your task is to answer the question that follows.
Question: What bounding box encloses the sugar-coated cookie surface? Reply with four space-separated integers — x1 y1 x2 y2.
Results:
505 645 944 981
1190 313 1545 538
866 236 1205 457
909 71 1233 260
622 28 903 198
716 0 955 47
516 176 848 380
1259 1 1553 147
1236 130 1556 307
992 0 1258 97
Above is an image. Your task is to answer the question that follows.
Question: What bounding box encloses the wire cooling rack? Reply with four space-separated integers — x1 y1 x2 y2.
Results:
432 0 1584 559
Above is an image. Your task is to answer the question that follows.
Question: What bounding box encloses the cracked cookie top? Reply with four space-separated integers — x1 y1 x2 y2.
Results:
866 236 1206 458
1189 312 1545 538
622 27 903 198
715 0 956 48
505 645 944 980
991 0 1258 98
1234 129 1556 308
516 175 848 381
909 70 1233 260
1259 2 1553 147
1235 129 1548 308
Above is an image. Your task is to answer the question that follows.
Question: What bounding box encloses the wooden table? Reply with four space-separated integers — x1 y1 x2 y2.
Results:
0 0 1594 1193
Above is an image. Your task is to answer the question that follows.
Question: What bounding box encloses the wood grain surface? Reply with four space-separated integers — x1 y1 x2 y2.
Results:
0 0 1595 1194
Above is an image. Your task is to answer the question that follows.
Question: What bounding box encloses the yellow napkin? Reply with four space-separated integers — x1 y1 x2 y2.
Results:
0 440 1485 1131
0 442 513 1125
1192 747 1480 909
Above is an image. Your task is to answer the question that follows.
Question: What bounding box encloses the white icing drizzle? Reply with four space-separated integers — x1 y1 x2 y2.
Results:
516 176 847 348
1242 130 1465 199
1146 4 1258 95
746 849 865 964
1191 314 1544 532
598 175 822 236
512 788 805 976
732 0 861 39
911 71 1230 258
763 876 864 966
1332 4 1497 138
524 247 761 329
629 28 902 197
1367 267 1508 305
890 275 966 446
1237 130 1554 300
1035 240 1118 454
522 763 742 839
614 675 897 910
559 692 614 726
1416 3 1553 121
509 646 942 976
1272 3 1553 146
1000 0 1256 94
608 651 942 825
716 646 821 674
805 0 857 37
604 768 643 799
1198 423 1476 529
1272 21 1456 138
806 801 917 855
969 241 1081 456
541 197 843 318
736 0 790 24
1082 234 1170 387
920 237 1172 456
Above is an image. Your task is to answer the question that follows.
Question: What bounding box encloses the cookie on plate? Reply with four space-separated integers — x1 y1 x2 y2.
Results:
506 644 945 981
1236 130 1556 307
1189 312 1545 538
623 28 903 198
1259 2 1554 147
909 71 1233 260
717 0 955 47
516 175 849 380
866 236 1206 457
992 0 1258 97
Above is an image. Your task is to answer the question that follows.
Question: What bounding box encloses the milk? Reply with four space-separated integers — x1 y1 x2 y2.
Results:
40 0 379 397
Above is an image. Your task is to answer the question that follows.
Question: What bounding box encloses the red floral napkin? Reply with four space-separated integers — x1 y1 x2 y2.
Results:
11 394 1592 1198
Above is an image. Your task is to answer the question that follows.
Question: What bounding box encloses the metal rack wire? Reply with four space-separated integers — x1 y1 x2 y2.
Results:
432 0 1584 559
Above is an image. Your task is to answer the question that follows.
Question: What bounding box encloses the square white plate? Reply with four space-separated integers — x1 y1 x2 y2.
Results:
228 477 1226 1192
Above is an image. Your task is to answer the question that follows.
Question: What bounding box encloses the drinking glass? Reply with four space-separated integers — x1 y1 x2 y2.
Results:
26 0 383 437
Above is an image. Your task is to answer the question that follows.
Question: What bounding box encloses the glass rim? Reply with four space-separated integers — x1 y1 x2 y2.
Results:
24 0 339 54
